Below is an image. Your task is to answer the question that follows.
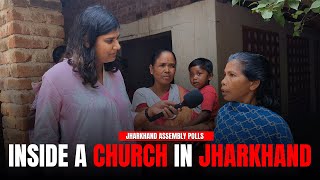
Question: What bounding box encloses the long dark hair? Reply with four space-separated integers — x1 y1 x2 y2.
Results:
228 52 279 111
65 5 120 88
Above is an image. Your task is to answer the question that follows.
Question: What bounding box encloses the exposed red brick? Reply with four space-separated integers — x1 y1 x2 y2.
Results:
46 13 64 26
0 65 10 78
11 0 28 7
30 0 62 12
51 39 65 49
0 90 34 104
0 52 9 64
6 8 23 21
38 27 50 37
0 12 6 26
0 38 8 52
55 28 65 39
1 0 64 146
8 35 49 49
30 11 46 23
1 103 30 117
32 49 52 63
11 49 32 63
2 116 32 131
3 128 29 143
8 22 30 36
62 0 202 39
10 63 52 78
0 0 9 10
7 8 64 26
0 78 4 90
3 77 32 90
7 22 63 38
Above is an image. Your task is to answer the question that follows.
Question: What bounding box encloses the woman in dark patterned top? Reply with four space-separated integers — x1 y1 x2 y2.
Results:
214 52 293 144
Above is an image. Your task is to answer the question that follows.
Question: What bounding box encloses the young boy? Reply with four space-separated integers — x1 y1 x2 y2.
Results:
186 58 219 129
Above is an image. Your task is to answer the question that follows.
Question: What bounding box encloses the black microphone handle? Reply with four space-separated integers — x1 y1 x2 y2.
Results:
148 102 185 122
148 112 164 122
173 102 184 109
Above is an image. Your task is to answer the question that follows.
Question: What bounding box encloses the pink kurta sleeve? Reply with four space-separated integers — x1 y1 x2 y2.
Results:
32 74 62 144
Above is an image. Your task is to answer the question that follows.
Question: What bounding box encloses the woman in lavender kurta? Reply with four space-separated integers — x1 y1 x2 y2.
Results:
32 5 177 164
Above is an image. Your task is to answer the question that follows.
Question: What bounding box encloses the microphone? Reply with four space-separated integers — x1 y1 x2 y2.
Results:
148 89 204 122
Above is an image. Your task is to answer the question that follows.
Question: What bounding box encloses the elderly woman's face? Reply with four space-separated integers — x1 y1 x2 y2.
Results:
95 30 121 64
221 60 255 103
150 51 176 86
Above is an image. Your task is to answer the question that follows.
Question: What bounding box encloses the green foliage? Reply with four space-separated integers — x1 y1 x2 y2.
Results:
231 0 320 36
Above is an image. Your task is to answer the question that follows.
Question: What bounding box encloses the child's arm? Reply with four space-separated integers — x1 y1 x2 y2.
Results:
185 110 211 126
183 86 219 130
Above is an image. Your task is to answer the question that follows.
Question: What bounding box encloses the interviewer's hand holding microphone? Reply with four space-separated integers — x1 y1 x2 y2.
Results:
134 89 203 130
134 100 179 130
147 101 180 120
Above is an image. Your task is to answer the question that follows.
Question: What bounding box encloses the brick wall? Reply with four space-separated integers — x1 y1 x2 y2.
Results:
62 0 203 39
0 0 64 156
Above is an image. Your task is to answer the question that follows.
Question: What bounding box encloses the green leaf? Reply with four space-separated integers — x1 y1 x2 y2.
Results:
241 0 247 6
274 1 285 12
232 0 240 6
304 7 310 14
261 9 273 19
312 7 320 13
294 22 301 31
292 10 304 19
248 1 258 7
261 0 273 2
257 3 268 8
310 0 320 10
276 0 285 3
288 0 300 10
293 31 300 37
274 12 285 26
252 3 269 12
293 22 301 37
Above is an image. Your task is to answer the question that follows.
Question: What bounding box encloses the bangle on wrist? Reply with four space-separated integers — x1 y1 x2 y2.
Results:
145 108 152 122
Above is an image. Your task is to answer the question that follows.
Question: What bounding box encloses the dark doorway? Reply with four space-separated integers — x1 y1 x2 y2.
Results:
120 31 172 101
314 40 320 112
287 36 311 115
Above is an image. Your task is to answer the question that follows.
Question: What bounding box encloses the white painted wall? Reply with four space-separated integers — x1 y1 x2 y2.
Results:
120 0 218 91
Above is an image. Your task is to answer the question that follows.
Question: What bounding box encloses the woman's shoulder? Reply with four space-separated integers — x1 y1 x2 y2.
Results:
244 103 287 124
133 87 152 97
43 60 72 79
255 105 282 118
262 108 287 124
134 87 150 93
220 102 280 116
219 102 287 125
41 60 76 89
